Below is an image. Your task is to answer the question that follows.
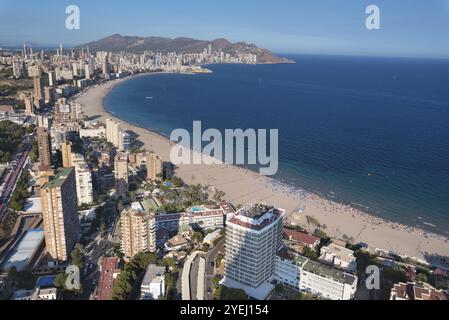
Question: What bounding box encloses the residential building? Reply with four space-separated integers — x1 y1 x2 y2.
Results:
319 242 357 272
79 123 105 139
33 76 43 100
40 168 80 261
24 96 35 115
37 115 49 129
44 86 54 104
284 228 320 251
31 287 58 300
106 118 122 147
140 264 166 300
75 163 93 205
114 152 129 197
146 152 163 181
61 141 73 168
119 131 131 152
120 209 157 260
165 235 189 252
275 249 357 300
97 257 121 300
36 127 52 166
390 282 449 300
221 204 285 300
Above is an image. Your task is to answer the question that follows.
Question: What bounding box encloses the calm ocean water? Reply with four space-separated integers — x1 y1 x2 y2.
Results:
104 55 449 235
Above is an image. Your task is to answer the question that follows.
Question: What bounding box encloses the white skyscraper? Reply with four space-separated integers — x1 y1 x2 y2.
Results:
221 204 285 300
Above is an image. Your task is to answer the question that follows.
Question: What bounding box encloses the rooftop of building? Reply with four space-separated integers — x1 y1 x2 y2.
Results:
239 204 274 220
302 259 357 286
392 282 449 300
284 228 320 246
141 264 166 287
97 257 121 301
22 197 42 213
321 243 355 261
36 287 57 296
1 228 45 271
41 167 73 189
167 235 188 247
229 204 284 231
277 248 308 267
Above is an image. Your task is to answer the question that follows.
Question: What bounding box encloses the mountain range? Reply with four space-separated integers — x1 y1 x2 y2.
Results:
78 34 294 64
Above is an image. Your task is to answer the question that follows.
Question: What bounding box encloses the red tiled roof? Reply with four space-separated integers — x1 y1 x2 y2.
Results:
97 257 120 301
414 285 449 300
37 165 53 172
284 229 320 246
392 282 449 301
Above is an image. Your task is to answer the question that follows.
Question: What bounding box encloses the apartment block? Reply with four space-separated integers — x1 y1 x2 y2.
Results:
114 152 129 197
40 168 80 261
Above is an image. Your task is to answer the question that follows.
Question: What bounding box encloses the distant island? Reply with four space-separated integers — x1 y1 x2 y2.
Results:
78 34 295 64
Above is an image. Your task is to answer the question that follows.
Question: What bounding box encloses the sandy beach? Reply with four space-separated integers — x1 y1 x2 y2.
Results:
75 76 449 261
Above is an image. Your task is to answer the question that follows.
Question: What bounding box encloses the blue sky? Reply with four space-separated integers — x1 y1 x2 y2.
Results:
1 0 449 58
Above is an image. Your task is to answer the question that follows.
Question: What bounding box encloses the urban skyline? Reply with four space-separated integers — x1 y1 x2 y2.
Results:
2 0 449 58
0 1 448 308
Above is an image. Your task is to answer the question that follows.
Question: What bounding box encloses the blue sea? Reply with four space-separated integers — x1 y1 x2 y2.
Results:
103 55 449 235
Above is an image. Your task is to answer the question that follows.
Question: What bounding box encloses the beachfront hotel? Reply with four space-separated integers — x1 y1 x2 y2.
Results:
40 168 80 261
221 204 285 300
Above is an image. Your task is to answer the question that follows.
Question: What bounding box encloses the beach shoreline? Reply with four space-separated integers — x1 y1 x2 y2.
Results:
75 73 449 261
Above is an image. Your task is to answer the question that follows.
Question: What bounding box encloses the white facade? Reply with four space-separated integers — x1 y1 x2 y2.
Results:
75 164 93 205
106 118 122 148
148 276 165 300
319 243 357 272
221 205 285 300
140 265 166 300
119 131 131 152
275 252 358 300
32 287 58 300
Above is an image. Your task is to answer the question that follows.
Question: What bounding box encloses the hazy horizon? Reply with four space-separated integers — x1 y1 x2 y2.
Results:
2 0 449 59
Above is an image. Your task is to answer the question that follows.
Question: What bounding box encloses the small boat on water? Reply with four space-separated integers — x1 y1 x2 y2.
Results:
145 96 153 100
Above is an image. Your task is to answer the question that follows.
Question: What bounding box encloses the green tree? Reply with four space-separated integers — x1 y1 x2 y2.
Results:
111 252 158 300
214 286 248 300
70 244 85 269
302 246 318 260
192 231 204 243
416 272 428 284
213 190 226 203
54 273 67 289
